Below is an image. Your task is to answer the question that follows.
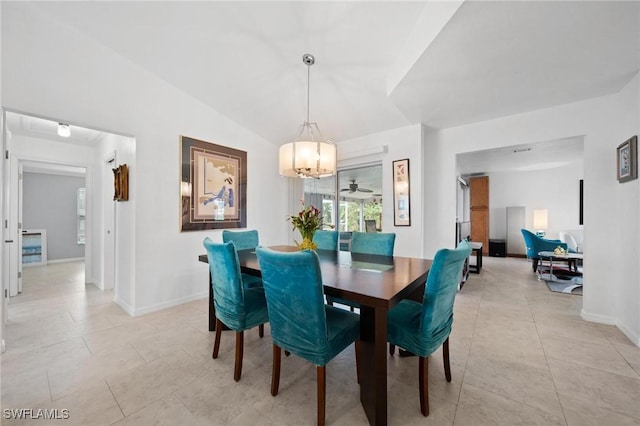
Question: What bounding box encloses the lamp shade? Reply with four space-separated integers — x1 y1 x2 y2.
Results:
279 137 336 179
533 209 548 230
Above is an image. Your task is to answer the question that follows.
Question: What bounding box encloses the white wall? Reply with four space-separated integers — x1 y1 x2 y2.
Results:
2 3 289 316
93 133 136 307
487 160 584 241
336 124 423 258
423 73 640 345
23 172 86 260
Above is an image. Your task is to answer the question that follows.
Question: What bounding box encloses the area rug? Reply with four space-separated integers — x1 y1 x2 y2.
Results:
538 266 583 295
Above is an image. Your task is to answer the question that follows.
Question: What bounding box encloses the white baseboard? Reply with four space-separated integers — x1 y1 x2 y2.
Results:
617 322 640 347
580 308 617 325
114 297 135 316
582 309 640 347
120 292 209 317
47 257 85 264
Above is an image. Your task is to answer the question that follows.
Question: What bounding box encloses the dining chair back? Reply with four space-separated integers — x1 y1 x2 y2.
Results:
312 230 339 251
222 229 259 250
222 229 262 287
327 232 396 311
350 231 396 255
203 237 269 381
256 246 360 426
387 239 472 416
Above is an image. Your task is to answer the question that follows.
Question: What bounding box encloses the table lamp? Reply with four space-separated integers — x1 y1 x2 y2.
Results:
533 209 548 237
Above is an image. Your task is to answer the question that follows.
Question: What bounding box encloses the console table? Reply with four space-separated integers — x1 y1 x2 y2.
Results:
468 242 483 273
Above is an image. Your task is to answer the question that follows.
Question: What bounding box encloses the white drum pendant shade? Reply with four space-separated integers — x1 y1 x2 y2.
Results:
279 54 336 179
279 137 336 179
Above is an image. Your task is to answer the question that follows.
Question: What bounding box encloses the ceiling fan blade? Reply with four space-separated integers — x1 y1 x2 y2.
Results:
357 188 373 193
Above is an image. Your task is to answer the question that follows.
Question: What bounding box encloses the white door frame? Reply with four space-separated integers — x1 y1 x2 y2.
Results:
17 162 23 293
1 110 10 353
103 152 116 291
9 155 93 292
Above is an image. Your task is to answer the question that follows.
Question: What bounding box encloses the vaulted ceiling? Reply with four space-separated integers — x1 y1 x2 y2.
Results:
9 0 638 146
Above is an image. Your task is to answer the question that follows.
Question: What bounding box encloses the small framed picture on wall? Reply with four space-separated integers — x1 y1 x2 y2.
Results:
617 135 638 183
392 158 411 226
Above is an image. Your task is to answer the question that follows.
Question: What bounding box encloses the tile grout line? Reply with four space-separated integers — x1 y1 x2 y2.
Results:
105 379 126 423
532 301 570 426
451 275 482 426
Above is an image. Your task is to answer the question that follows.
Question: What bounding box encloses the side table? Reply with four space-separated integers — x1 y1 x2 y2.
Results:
469 242 483 273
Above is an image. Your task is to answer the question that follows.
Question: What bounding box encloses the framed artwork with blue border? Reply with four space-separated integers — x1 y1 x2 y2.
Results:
617 135 637 183
180 136 247 231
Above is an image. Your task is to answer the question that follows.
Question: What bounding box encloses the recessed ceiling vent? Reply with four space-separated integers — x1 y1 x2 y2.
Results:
513 147 532 153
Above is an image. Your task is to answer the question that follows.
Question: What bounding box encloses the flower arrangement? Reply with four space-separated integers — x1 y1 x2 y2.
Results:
288 201 324 250
553 245 567 255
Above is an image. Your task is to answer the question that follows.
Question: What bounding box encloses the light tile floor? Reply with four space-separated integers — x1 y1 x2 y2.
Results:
2 258 639 425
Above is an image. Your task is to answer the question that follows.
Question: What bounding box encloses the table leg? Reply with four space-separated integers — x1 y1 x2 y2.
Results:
359 305 388 426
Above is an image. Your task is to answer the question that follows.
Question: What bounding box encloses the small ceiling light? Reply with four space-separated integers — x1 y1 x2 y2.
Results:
58 123 71 138
279 54 336 179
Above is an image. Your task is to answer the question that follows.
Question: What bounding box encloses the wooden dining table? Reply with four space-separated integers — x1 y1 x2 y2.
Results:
199 245 432 426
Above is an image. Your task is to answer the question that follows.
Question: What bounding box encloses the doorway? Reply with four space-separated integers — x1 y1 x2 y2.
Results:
1 110 128 351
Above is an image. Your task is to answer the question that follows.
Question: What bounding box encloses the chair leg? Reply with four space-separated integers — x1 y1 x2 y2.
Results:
355 340 361 384
271 344 281 396
350 306 354 312
234 331 244 382
443 337 451 382
317 366 326 426
389 344 396 356
212 318 222 359
532 258 539 272
284 350 291 357
258 324 264 338
418 356 430 417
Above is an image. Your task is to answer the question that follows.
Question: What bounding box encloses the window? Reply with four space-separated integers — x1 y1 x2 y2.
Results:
304 175 336 229
337 164 382 232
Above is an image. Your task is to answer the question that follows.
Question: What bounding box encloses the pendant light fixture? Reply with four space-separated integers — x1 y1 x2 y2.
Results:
279 54 336 179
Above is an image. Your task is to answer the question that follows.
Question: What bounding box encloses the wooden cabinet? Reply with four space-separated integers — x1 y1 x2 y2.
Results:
469 177 489 254
470 176 489 208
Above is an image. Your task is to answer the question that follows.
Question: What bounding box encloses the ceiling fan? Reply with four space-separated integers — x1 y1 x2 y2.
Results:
340 179 373 193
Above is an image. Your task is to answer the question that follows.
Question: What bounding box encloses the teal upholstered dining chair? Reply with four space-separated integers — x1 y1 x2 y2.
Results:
222 229 259 250
312 230 339 251
222 229 262 288
203 237 269 381
256 247 361 426
521 229 569 272
387 239 472 416
326 231 396 311
351 231 396 255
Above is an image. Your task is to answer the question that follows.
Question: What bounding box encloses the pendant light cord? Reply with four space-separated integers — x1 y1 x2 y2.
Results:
306 62 311 124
